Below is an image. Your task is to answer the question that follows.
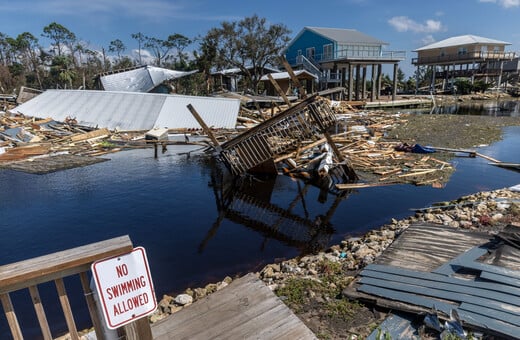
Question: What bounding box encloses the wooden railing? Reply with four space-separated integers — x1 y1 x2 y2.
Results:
412 51 517 65
0 235 153 340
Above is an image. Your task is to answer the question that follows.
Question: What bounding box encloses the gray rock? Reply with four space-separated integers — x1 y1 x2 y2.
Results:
174 294 193 306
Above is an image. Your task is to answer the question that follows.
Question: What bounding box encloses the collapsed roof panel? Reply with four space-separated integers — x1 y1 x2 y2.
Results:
99 65 197 93
10 90 240 131
155 95 240 130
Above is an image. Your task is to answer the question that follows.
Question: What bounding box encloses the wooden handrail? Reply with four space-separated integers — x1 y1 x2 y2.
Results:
0 235 133 294
0 235 152 340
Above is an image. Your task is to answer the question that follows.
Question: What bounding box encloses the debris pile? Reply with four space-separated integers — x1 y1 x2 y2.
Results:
0 114 123 170
274 104 455 190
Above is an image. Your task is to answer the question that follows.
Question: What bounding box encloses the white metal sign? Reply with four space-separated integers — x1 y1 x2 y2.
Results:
91 247 157 329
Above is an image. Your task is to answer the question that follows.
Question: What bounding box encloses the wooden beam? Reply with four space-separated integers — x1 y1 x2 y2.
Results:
279 56 307 99
266 74 291 106
186 104 221 151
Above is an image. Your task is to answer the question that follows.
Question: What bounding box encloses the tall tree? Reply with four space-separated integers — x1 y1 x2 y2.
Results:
13 32 43 88
131 32 146 65
41 22 76 57
144 34 188 67
109 39 126 62
167 33 191 68
198 15 290 94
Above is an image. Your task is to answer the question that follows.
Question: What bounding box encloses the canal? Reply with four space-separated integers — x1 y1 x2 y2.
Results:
0 104 519 338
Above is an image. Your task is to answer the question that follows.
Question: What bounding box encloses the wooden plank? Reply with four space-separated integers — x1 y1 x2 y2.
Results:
0 235 133 294
359 284 520 339
452 306 520 339
454 259 520 282
359 277 520 315
79 272 106 340
186 104 221 150
70 128 110 142
373 223 491 272
0 293 23 340
480 271 520 287
364 264 520 297
151 273 316 340
267 74 291 106
360 271 520 310
432 245 490 276
28 285 52 340
55 278 79 340
123 317 153 340
460 302 520 327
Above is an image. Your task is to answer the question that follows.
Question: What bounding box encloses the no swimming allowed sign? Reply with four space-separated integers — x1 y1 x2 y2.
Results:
91 247 157 329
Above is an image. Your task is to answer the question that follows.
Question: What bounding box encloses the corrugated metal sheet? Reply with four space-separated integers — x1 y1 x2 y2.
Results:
155 94 240 129
101 67 154 92
260 70 318 81
10 90 240 131
100 65 196 92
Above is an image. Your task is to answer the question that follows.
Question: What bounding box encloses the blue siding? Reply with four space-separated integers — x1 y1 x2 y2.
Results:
285 29 334 64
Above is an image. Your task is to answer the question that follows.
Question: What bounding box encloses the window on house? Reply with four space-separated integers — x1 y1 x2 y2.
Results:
458 47 467 55
323 44 333 60
306 47 315 60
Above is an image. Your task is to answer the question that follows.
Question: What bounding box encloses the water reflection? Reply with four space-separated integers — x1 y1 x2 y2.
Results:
393 99 520 117
432 99 520 116
199 163 348 255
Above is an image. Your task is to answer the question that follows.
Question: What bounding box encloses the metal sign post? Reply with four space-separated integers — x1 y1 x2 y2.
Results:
91 247 157 330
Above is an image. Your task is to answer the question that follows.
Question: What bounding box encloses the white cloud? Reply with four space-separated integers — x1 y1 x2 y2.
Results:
421 35 436 45
0 0 187 20
388 16 445 33
479 0 520 7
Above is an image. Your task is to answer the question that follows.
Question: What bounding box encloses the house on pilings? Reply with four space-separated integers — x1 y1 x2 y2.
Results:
412 35 518 93
283 26 406 101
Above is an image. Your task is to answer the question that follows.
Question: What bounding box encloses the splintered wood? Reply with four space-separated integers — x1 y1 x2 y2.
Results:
269 102 455 190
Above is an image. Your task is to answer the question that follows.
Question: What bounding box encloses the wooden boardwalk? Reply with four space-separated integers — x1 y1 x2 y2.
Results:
151 273 317 340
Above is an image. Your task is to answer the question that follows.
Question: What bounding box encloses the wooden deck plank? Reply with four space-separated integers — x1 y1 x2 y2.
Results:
151 273 316 340
361 270 520 307
358 285 520 339
359 277 520 315
480 271 520 287
363 265 520 297
374 224 491 272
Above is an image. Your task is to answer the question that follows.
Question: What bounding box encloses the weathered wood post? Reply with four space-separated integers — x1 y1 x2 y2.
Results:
186 104 221 152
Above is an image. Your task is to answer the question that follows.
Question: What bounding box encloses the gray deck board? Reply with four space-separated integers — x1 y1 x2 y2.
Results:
359 277 520 316
361 270 520 307
363 264 520 297
374 223 492 272
357 285 520 339
151 273 317 340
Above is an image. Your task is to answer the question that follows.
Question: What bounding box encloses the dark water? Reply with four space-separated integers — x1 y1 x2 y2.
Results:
1 122 519 337
431 99 520 116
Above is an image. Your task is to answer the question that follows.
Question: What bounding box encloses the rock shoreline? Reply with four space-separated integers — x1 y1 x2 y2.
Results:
151 185 520 336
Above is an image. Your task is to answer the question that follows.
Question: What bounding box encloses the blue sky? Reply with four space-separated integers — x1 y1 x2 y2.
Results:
1 0 519 77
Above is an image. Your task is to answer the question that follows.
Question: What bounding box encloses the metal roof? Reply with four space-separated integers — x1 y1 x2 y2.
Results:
210 65 281 75
415 35 511 51
154 95 240 129
305 27 388 46
260 70 318 81
100 65 197 92
10 90 240 131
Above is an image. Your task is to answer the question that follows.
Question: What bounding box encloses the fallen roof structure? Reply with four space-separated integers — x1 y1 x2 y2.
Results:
96 65 197 93
344 223 520 339
9 90 240 131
